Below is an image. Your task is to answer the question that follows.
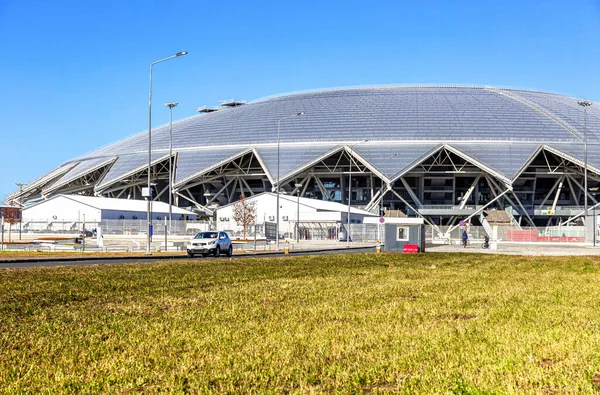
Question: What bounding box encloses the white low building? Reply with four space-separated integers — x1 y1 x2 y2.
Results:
215 192 377 239
22 195 197 231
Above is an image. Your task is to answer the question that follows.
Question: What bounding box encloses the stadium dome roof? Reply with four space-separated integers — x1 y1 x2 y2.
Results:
14 85 600 201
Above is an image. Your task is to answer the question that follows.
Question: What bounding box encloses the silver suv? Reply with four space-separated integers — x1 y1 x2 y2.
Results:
187 231 233 258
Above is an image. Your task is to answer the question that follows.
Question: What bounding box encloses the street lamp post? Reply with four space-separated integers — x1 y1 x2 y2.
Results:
146 51 187 255
295 183 303 243
578 100 592 243
15 183 24 240
276 112 304 251
164 102 178 234
593 191 598 247
347 150 352 244
346 140 369 244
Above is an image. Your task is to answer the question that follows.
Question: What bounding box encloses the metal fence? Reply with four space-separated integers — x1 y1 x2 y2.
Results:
212 222 383 242
9 219 214 236
429 225 588 244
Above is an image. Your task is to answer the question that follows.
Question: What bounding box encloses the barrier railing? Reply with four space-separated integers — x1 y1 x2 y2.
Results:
429 225 588 244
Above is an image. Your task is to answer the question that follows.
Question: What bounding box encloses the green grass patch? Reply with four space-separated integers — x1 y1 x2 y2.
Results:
2 253 600 393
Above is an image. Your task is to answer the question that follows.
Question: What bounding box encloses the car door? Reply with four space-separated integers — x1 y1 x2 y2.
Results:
218 232 228 249
222 232 231 249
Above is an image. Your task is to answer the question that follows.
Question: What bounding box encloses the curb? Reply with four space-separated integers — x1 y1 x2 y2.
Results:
0 245 376 265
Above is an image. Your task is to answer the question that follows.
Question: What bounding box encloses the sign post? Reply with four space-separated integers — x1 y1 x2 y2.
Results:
164 217 168 252
1 215 4 251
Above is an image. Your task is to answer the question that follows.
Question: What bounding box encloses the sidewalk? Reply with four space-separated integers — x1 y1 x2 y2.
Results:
427 242 600 256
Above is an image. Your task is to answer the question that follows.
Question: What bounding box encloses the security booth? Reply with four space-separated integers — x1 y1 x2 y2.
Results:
383 218 425 253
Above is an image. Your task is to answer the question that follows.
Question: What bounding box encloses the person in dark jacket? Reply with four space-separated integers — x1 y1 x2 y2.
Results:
462 231 468 248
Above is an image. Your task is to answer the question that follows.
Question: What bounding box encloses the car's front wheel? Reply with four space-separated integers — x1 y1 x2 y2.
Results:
227 245 233 257
214 246 221 257
187 251 195 258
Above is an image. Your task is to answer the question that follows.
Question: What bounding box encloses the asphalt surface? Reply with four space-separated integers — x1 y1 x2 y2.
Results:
0 246 377 269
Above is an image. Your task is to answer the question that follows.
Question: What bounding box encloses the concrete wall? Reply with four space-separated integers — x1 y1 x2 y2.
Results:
23 197 101 222
101 209 195 221
216 193 370 235
23 197 198 225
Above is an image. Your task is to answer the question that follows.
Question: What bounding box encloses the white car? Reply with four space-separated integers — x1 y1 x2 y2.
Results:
187 231 233 258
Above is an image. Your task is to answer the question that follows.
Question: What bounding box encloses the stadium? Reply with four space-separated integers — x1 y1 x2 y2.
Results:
8 85 600 236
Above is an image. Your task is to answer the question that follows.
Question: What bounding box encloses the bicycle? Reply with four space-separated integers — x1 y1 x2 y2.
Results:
443 237 456 245
481 242 490 249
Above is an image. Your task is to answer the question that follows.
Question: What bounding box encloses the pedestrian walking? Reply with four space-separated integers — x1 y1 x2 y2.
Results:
462 231 468 248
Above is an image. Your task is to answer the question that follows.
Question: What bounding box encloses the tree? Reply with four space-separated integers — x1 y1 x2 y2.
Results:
0 205 21 242
232 195 256 240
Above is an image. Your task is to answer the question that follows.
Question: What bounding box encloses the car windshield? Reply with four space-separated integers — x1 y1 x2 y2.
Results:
194 232 218 239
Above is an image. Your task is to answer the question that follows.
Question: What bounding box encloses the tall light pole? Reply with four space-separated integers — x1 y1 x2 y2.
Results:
165 101 178 233
592 187 599 247
578 100 592 243
276 112 304 251
146 51 187 255
15 183 24 240
295 183 303 243
346 140 369 244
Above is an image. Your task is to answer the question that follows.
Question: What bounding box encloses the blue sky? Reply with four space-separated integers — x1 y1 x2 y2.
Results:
1 0 599 200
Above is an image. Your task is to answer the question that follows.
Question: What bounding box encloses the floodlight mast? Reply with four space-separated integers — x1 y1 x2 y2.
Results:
578 100 592 243
276 112 304 251
346 139 369 244
165 101 179 241
146 51 187 255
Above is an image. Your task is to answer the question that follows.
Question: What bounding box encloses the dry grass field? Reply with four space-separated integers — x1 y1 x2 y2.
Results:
2 253 600 393
0 250 188 259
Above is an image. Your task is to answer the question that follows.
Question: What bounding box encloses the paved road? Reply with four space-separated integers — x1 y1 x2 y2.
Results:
0 247 377 269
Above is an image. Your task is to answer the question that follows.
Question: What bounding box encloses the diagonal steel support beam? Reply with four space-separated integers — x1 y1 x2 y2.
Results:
539 176 563 207
291 175 311 196
177 191 213 215
313 175 332 201
228 178 238 203
447 187 512 234
566 174 599 205
153 184 169 201
509 191 536 227
458 175 481 209
560 201 600 226
565 175 580 205
551 175 565 212
207 178 236 205
485 175 534 227
390 188 441 234
240 178 254 196
301 176 311 197
365 187 385 211
398 177 422 208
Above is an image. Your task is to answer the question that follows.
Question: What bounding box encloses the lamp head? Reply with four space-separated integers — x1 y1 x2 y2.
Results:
165 102 179 108
176 51 188 57
296 112 305 116
578 100 592 107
